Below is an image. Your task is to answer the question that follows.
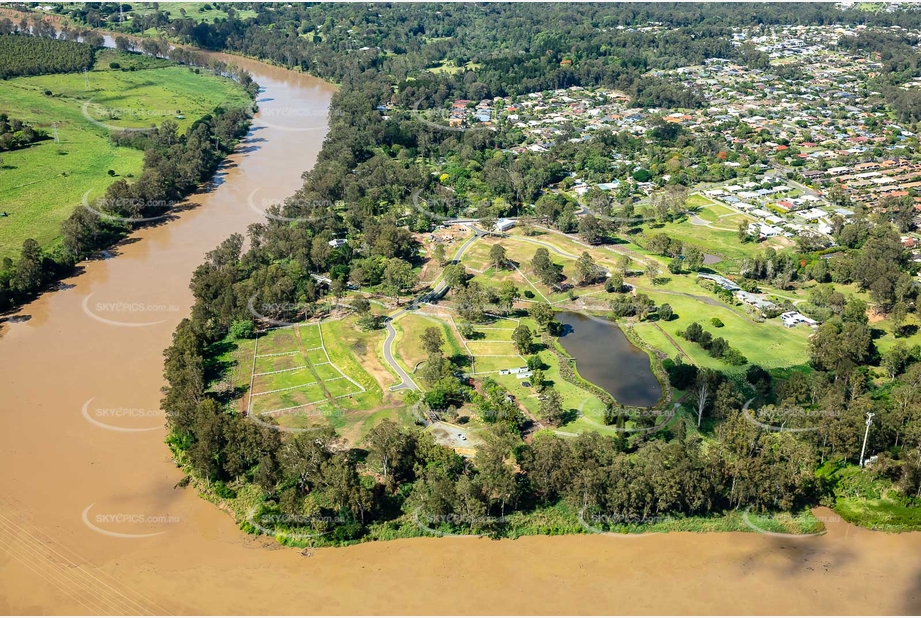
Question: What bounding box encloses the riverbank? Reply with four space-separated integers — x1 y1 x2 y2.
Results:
188 461 828 549
0 31 256 314
1 10 921 617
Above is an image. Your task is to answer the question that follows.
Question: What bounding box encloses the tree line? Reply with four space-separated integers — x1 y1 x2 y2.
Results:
0 113 48 151
0 53 255 311
0 33 95 79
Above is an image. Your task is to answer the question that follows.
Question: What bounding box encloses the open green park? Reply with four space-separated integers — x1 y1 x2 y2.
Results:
215 192 900 452
469 220 814 377
127 2 258 24
0 47 250 260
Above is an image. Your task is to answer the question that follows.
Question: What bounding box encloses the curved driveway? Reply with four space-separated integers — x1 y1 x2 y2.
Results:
383 224 485 391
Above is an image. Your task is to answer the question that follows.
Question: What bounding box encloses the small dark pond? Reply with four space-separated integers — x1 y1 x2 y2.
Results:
555 312 663 407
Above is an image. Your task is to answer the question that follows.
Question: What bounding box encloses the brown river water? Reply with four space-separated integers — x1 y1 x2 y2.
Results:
1 51 920 616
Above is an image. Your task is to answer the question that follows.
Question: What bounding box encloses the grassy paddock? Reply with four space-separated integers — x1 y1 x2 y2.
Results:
127 2 258 24
0 48 249 259
835 496 921 531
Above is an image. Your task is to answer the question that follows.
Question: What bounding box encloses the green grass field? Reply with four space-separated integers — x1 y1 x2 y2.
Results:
0 48 250 260
632 290 812 371
491 342 608 425
393 312 467 373
247 323 369 419
127 2 258 24
426 60 482 75
470 229 813 373
835 495 921 531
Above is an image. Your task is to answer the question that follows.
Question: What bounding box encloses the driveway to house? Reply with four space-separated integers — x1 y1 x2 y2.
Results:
383 224 485 391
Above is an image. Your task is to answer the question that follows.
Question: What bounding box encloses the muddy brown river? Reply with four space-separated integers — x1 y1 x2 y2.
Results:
1 52 920 616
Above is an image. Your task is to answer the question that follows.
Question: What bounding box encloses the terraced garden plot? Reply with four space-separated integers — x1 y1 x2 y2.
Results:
464 327 518 342
254 352 305 374
470 356 529 373
299 323 324 349
481 318 522 329
251 367 316 394
465 340 521 356
306 348 330 365
266 410 337 430
326 377 363 398
313 362 343 381
245 319 382 429
249 384 328 415
257 328 299 354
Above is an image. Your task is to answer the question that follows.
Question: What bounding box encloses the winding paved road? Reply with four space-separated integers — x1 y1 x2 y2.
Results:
383 225 485 391
383 318 419 391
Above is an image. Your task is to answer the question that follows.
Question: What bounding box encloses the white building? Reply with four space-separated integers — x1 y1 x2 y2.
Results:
780 311 817 328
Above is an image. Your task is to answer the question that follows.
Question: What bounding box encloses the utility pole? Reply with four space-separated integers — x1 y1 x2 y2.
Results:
52 122 59 143
859 411 874 468
83 68 89 91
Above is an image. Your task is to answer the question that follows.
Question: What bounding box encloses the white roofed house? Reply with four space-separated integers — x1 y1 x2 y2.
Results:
781 311 818 328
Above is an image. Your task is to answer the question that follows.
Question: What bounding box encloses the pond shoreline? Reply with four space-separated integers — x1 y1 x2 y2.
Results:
555 310 664 408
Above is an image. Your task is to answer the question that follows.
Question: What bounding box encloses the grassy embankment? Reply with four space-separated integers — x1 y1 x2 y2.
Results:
0 48 250 260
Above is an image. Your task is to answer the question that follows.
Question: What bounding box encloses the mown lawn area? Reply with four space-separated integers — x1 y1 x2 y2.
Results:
393 312 467 373
653 221 760 263
632 292 813 371
127 2 258 24
0 48 249 260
